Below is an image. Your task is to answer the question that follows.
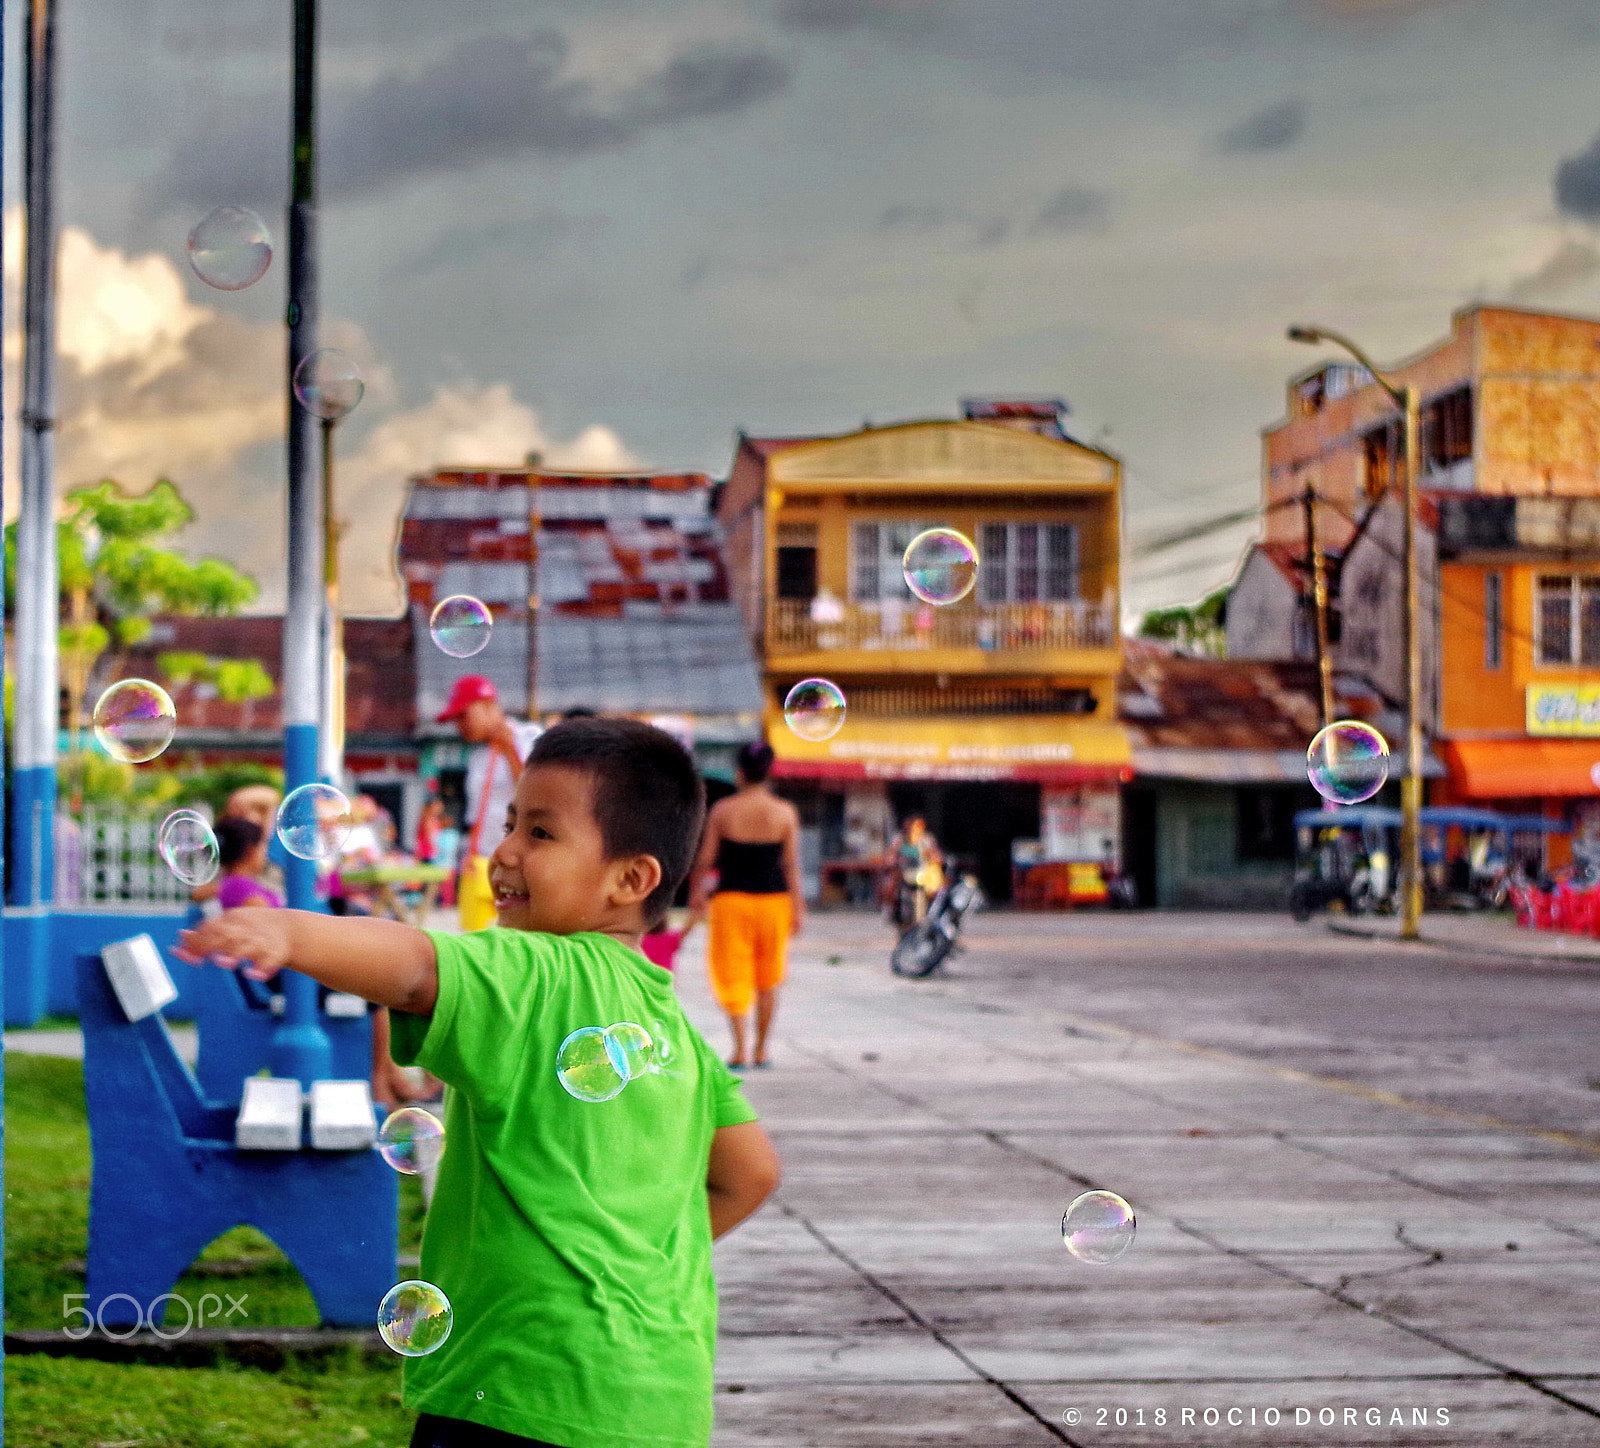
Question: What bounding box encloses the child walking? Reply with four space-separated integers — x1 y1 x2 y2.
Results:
179 718 780 1448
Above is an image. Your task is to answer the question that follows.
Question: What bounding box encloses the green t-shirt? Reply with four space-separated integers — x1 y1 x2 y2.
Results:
389 928 758 1448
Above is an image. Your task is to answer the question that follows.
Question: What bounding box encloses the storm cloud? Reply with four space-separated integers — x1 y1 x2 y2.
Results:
1555 129 1600 221
151 31 789 213
1216 98 1306 154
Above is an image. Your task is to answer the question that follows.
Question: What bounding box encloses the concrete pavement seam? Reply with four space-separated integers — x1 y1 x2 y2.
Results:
773 1201 1085 1448
1171 1220 1600 1422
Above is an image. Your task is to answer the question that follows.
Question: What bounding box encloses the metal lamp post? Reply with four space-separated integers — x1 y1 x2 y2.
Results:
1288 324 1425 940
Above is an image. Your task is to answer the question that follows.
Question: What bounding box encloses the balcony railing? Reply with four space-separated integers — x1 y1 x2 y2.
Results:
768 597 1116 654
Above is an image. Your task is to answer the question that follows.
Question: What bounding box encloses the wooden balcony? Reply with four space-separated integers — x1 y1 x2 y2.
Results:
766 597 1118 674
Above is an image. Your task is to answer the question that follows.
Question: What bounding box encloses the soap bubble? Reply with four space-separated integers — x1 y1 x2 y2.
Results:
1306 720 1390 805
902 528 978 605
186 205 272 290
377 1280 453 1357
93 679 177 764
429 596 493 658
783 678 847 742
157 809 219 887
275 783 355 860
556 1026 627 1102
293 348 365 420
377 1107 445 1175
1061 1190 1136 1264
603 1022 654 1082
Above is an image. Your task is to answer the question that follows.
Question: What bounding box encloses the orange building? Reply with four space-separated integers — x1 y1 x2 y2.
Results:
718 404 1131 903
1231 305 1600 843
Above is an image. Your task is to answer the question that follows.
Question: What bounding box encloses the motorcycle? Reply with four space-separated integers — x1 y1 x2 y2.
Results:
891 873 983 978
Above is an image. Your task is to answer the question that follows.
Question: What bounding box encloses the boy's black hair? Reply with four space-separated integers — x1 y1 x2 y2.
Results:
527 717 706 928
216 815 264 870
736 738 775 784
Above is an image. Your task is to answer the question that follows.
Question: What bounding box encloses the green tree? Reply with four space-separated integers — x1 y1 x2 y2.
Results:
6 479 267 755
1138 585 1230 658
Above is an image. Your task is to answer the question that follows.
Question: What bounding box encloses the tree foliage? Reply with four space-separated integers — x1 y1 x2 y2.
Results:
6 478 269 754
1138 586 1230 657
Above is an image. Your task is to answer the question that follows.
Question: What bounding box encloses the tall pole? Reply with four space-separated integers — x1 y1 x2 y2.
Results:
319 416 345 783
277 0 331 1086
1302 484 1334 728
1288 324 1426 938
1399 386 1424 939
11 0 57 916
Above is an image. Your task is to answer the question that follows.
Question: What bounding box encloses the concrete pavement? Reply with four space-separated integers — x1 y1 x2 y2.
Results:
679 911 1600 1446
1326 909 1600 968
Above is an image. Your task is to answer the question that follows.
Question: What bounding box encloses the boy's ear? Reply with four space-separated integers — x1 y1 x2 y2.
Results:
609 853 664 910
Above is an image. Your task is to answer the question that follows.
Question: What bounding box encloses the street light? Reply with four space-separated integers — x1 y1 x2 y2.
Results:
1288 324 1425 941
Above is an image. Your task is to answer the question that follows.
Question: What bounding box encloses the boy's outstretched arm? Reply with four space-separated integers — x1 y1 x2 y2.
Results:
706 1120 781 1240
175 908 439 1015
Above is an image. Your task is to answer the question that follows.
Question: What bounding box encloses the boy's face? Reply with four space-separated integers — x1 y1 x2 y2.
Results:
488 763 655 934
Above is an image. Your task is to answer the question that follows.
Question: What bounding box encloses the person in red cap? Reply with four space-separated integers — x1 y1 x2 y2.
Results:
438 675 542 930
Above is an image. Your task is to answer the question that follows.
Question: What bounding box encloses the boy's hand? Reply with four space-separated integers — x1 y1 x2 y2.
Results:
175 908 292 981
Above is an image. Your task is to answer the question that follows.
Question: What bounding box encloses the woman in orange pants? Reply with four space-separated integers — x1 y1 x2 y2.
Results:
690 741 804 1068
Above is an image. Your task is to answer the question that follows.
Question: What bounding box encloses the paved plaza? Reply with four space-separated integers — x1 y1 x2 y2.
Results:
679 910 1600 1446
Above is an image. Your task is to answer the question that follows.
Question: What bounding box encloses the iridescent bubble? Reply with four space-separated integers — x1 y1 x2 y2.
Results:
603 1021 654 1082
93 679 177 764
1306 720 1390 805
556 1026 627 1102
377 1107 445 1175
429 596 493 658
275 783 355 861
783 678 847 743
377 1280 453 1357
293 348 365 420
157 809 219 887
1061 1190 1136 1264
186 206 272 291
903 527 979 605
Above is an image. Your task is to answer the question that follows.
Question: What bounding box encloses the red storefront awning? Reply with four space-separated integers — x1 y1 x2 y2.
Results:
1440 738 1600 798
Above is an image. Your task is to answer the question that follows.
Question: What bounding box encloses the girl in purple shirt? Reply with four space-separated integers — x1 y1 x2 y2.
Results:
214 817 284 911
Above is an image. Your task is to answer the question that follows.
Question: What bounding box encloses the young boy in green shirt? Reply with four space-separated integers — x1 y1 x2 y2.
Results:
177 717 781 1448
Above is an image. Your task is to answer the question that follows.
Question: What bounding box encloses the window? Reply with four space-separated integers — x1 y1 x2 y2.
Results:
1484 571 1503 671
849 521 925 602
1537 575 1600 665
1423 387 1473 472
977 522 1079 603
1362 419 1401 501
775 522 817 601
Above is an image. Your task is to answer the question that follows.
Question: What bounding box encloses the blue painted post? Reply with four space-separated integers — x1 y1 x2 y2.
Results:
8 0 57 1042
271 0 332 1090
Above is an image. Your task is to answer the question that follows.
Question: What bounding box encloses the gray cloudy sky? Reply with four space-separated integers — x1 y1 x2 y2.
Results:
14 0 1600 615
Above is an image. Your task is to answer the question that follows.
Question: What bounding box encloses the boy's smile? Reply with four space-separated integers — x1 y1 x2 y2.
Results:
489 763 647 936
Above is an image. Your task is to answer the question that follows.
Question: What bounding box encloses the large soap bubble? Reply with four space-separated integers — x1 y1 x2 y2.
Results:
275 783 355 861
1306 721 1390 805
377 1280 453 1356
187 206 273 290
377 1107 446 1175
293 349 365 420
903 528 978 605
93 680 177 764
429 596 493 658
1061 1190 1136 1264
158 809 220 887
556 1026 628 1102
783 678 847 743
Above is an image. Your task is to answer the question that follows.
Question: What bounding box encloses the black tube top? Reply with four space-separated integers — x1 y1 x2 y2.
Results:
715 839 787 894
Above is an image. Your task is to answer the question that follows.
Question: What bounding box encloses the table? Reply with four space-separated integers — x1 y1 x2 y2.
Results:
337 862 452 926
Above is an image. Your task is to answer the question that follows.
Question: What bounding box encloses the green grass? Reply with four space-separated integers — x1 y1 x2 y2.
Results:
4 1052 428 1445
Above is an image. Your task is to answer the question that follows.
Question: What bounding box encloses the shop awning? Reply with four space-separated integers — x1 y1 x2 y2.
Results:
1132 745 1445 784
1439 738 1600 798
769 712 1132 784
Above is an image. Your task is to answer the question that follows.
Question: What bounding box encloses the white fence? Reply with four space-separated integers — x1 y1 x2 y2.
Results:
57 810 196 907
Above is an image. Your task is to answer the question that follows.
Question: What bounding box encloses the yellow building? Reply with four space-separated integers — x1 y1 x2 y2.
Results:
719 404 1131 903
